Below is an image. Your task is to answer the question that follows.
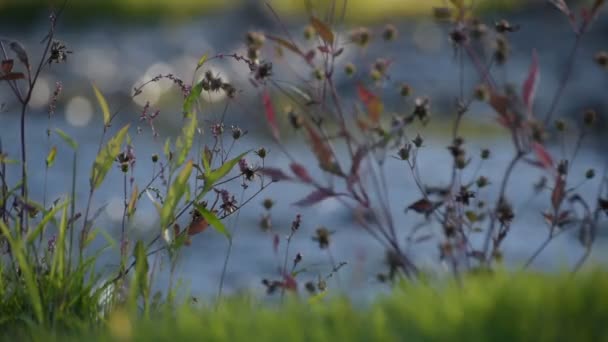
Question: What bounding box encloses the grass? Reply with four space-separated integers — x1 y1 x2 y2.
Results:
3 271 608 341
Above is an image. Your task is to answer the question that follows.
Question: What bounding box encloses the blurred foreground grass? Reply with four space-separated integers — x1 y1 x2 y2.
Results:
0 0 524 24
4 270 607 341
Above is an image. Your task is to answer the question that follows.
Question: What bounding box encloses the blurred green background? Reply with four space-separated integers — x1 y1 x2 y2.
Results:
0 0 527 23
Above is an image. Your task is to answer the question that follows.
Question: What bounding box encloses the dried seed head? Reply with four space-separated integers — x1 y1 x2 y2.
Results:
557 159 569 175
494 36 509 65
231 126 243 140
412 134 424 148
344 62 356 76
313 68 325 81
305 281 316 293
583 109 597 126
263 198 274 210
382 24 398 41
349 27 372 47
399 83 412 97
151 154 159 163
471 19 488 39
287 107 303 129
595 51 608 69
474 84 489 101
476 176 489 188
529 120 546 142
259 214 271 231
555 119 566 132
255 147 267 159
481 149 490 159
586 169 596 179
303 25 316 40
398 144 411 160
449 28 467 44
247 47 260 62
456 154 468 169
245 31 265 49
495 19 520 33
312 227 331 249
293 253 303 267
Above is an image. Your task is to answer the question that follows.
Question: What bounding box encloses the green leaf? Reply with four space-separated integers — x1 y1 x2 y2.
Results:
45 146 57 168
194 205 231 240
50 204 69 282
160 160 193 231
195 54 208 70
55 128 78 150
92 83 111 127
173 112 197 169
26 201 68 245
203 151 249 193
183 80 205 116
164 137 172 159
0 221 43 324
90 124 130 190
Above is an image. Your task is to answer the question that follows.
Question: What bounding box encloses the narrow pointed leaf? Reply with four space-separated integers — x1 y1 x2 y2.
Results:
46 146 57 168
522 50 540 116
174 112 197 169
552 175 566 211
0 72 25 81
203 151 249 193
92 83 111 126
532 142 553 170
194 205 231 240
183 80 205 115
127 184 139 217
293 188 335 207
90 124 130 190
195 54 208 70
262 90 280 141
160 160 193 230
310 16 334 45
55 128 78 149
259 167 291 182
290 163 313 183
266 34 303 56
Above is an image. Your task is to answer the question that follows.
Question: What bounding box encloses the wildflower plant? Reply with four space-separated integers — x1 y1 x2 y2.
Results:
0 2 273 327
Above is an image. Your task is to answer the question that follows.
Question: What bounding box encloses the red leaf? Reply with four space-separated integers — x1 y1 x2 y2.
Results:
259 167 292 182
262 90 280 142
303 121 340 174
273 233 280 254
1 59 13 74
522 50 540 117
310 16 334 45
406 198 441 215
532 142 554 170
317 45 330 53
293 188 335 207
548 0 572 17
551 175 566 211
350 147 368 178
356 83 383 124
304 50 316 63
187 218 209 236
282 274 298 291
290 162 313 183
0 72 25 81
356 83 376 104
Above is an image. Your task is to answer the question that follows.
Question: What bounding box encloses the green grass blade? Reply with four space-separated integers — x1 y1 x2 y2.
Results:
90 124 130 190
